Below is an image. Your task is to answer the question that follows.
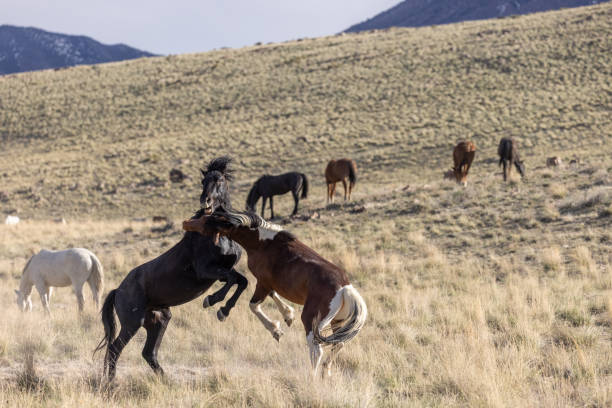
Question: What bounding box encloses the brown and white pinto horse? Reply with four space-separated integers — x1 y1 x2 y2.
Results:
183 208 367 377
325 158 357 204
452 141 476 186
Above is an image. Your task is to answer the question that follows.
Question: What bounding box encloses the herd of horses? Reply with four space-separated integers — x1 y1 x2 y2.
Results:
447 137 527 185
13 138 548 380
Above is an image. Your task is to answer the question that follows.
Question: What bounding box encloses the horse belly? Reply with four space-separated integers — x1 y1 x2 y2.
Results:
45 270 72 286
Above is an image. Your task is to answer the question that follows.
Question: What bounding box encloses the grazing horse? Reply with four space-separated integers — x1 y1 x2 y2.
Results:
546 157 562 168
246 172 309 219
325 158 357 204
183 208 367 377
452 141 476 186
498 138 525 181
94 157 248 381
15 248 103 314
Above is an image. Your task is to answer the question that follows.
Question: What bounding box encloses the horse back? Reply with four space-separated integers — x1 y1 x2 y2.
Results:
28 248 94 286
325 158 355 183
252 236 349 305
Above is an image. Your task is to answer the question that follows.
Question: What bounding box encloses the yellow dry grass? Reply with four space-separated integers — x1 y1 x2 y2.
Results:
0 3 611 407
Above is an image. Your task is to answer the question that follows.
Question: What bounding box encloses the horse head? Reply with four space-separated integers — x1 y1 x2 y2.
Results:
200 157 233 215
14 289 32 312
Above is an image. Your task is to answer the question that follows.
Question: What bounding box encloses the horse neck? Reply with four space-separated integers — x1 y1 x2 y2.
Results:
19 268 34 295
159 235 196 267
247 184 261 207
226 228 262 253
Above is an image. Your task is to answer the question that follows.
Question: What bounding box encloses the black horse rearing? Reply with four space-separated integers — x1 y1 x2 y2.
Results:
95 157 247 380
246 172 308 219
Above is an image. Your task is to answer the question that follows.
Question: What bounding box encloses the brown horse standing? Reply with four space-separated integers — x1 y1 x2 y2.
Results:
452 141 476 186
183 208 367 377
325 159 357 204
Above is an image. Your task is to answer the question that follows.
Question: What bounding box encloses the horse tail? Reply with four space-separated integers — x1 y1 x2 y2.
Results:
88 254 104 308
93 289 117 373
348 161 357 185
313 285 367 345
300 173 309 199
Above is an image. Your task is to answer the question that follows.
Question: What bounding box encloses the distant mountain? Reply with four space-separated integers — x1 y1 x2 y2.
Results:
0 25 155 75
345 0 608 32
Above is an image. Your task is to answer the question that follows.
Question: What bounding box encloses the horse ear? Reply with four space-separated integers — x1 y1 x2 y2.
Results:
200 169 206 178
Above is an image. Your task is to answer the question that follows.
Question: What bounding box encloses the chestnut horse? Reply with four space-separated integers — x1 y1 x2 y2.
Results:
452 141 476 185
325 158 357 204
183 208 367 377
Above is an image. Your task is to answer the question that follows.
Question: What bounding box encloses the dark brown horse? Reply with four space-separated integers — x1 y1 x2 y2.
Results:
325 158 357 204
94 158 248 380
498 138 525 181
245 172 308 219
452 141 476 186
183 208 367 377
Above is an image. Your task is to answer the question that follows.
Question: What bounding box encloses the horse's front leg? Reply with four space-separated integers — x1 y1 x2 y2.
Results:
201 269 236 309
35 282 51 315
217 269 248 320
250 283 283 341
261 197 267 218
269 196 274 219
200 267 247 321
269 291 295 326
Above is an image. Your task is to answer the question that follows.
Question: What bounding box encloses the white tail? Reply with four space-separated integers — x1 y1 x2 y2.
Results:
313 285 367 345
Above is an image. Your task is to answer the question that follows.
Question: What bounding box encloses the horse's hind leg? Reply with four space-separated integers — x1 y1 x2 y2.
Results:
291 191 299 215
502 160 508 181
107 326 138 381
142 308 171 376
74 284 85 312
321 322 344 377
87 280 100 310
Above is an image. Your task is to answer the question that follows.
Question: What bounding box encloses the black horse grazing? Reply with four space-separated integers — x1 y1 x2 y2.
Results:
246 172 309 219
94 157 247 380
498 138 526 181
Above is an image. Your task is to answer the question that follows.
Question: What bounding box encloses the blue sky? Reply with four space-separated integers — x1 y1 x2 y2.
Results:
1 1 399 55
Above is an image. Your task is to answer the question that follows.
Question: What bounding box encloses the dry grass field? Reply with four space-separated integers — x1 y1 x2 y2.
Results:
0 3 611 407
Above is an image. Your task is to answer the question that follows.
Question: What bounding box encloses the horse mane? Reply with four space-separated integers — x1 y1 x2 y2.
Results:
201 156 234 181
215 207 289 236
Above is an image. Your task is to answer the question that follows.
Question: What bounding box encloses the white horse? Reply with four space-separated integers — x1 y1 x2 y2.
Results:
15 248 104 314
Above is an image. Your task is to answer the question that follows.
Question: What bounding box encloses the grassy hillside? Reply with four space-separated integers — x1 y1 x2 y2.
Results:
0 3 611 407
0 3 610 218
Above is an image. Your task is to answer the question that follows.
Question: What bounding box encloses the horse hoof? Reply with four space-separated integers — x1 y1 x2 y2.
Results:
202 296 211 308
284 316 294 327
217 309 227 321
273 329 283 342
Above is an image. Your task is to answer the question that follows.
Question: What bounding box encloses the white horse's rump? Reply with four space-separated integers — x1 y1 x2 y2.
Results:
15 248 104 314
